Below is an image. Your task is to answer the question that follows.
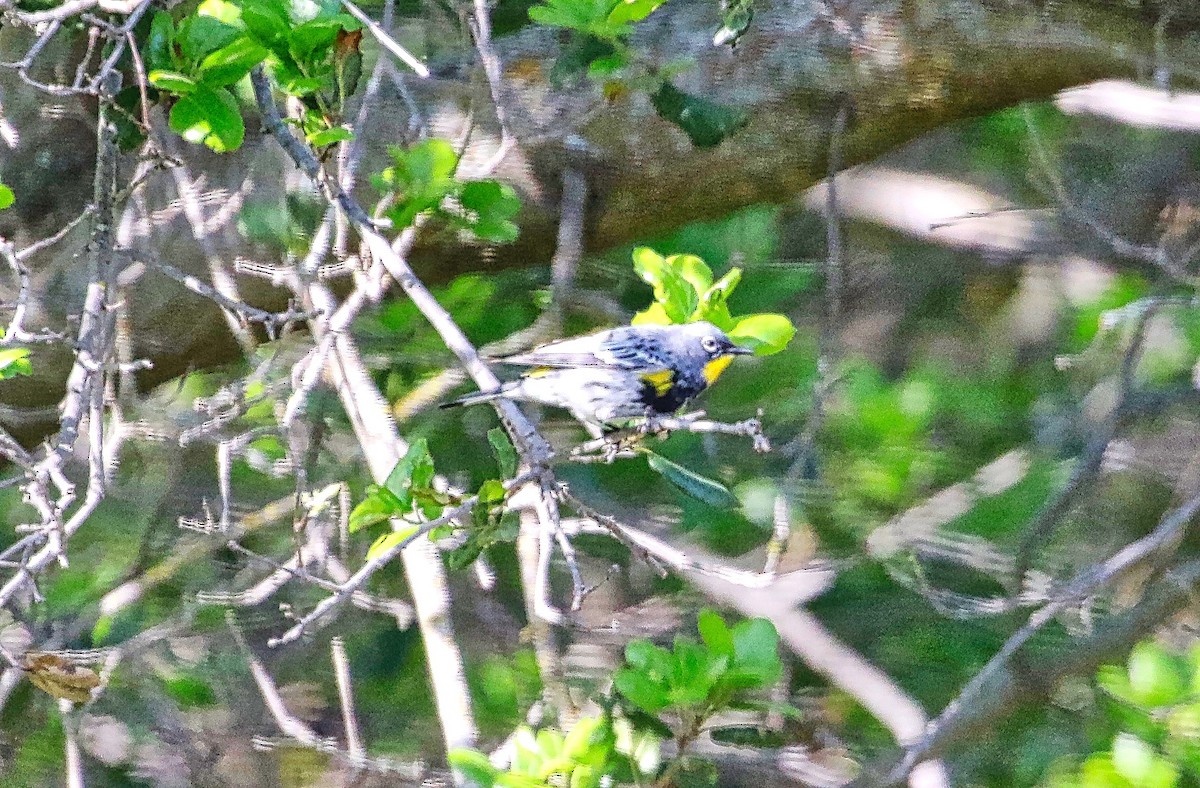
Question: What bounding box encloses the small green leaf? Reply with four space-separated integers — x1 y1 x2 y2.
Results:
0 184 13 210
651 82 749 148
385 438 436 503
306 126 354 147
625 639 673 677
529 0 627 38
697 609 733 658
550 35 618 84
289 18 345 60
730 617 781 686
606 0 666 26
169 87 245 152
1111 734 1178 788
197 0 243 26
728 313 795 355
241 0 291 49
459 180 521 243
348 485 405 533
448 749 498 787
477 479 507 507
178 15 241 62
644 451 738 509
487 427 518 478
366 523 421 561
146 11 176 72
614 668 671 713
631 302 672 326
632 247 697 323
668 254 713 297
698 267 741 323
1128 641 1188 708
0 348 32 379
375 139 461 230
148 70 198 94
199 36 268 87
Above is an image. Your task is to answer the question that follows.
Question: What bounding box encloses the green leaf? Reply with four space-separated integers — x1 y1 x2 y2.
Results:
631 301 672 326
178 15 242 62
241 0 291 49
306 126 354 147
698 267 742 321
0 348 32 380
614 668 670 713
385 438 436 503
730 617 781 686
459 180 521 244
625 639 673 677
1128 641 1188 708
198 0 243 26
644 451 738 509
348 485 405 533
168 87 245 152
1111 734 1179 788
650 82 749 148
550 34 617 84
606 0 666 26
632 247 697 323
728 313 795 355
487 427 518 478
148 70 198 94
448 749 499 787
529 0 627 38
289 17 345 60
366 523 421 561
0 184 13 210
375 139 461 230
477 479 506 506
146 11 176 72
668 254 713 297
697 609 733 658
199 36 268 87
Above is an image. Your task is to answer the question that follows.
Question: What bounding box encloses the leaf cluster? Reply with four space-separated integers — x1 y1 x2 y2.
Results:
1046 641 1200 788
526 0 747 147
371 139 521 243
146 0 362 152
613 609 789 737
451 611 792 786
347 428 519 563
629 247 795 355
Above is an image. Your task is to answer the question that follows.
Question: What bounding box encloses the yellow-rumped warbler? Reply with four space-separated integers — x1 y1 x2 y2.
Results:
440 321 752 429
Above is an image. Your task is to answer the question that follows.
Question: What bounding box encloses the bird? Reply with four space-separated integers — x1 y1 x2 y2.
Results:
439 321 753 431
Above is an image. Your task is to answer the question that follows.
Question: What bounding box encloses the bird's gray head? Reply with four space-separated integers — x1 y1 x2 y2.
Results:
677 321 753 361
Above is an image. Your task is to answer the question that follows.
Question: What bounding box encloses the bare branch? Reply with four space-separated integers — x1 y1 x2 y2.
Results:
885 490 1200 784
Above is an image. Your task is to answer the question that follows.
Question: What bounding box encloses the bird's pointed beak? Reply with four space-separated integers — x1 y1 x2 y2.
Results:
728 345 754 356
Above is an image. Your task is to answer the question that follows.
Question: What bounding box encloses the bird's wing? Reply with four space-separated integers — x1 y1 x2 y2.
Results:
493 328 667 371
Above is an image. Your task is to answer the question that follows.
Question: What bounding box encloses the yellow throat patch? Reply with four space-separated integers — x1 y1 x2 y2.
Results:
702 356 734 385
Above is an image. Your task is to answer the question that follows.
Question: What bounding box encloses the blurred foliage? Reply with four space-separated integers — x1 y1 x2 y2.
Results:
451 610 790 786
1041 640 1200 788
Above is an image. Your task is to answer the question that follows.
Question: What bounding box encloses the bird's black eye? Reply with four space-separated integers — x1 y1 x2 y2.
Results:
701 336 720 354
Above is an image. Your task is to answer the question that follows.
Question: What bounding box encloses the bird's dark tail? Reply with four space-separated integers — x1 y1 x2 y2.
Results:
438 386 508 410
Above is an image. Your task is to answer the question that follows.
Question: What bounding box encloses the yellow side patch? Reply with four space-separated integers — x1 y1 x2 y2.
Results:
640 369 675 396
702 356 734 385
526 367 554 378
